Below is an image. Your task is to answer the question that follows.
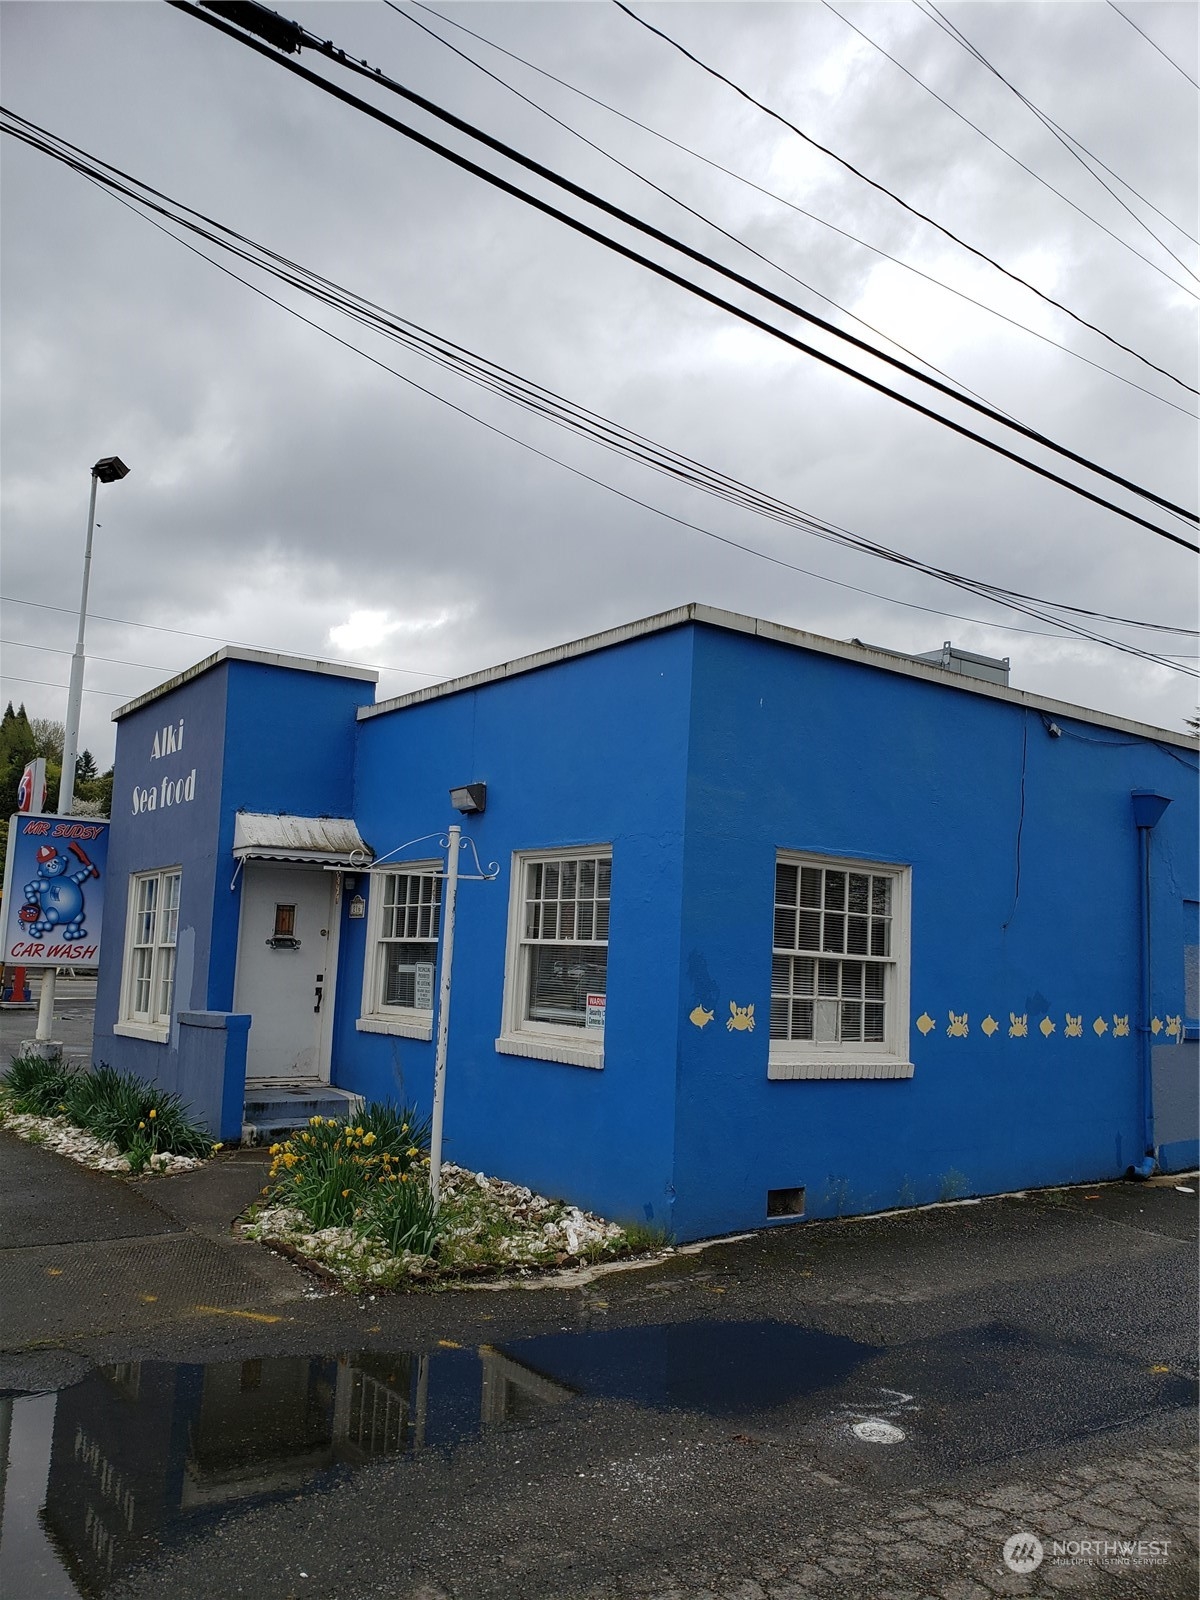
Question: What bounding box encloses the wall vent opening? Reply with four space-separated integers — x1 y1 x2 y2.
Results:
767 1185 806 1218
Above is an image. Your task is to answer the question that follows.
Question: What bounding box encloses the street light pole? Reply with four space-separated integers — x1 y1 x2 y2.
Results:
33 455 129 1048
57 470 100 822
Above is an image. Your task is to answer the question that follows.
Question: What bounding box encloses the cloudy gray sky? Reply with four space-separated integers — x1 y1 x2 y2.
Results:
2 0 1197 770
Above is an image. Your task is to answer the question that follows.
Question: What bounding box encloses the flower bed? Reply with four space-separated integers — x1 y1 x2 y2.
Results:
0 1107 206 1174
243 1110 664 1290
0 1054 217 1175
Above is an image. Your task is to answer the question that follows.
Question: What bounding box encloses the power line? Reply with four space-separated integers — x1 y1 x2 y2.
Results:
2 674 128 699
612 0 1200 374
153 10 1200 542
6 129 1196 680
5 103 1194 677
404 1 1195 419
1107 1 1200 91
386 0 1012 423
0 601 446 679
8 104 1198 643
914 0 1200 280
0 634 449 678
821 0 1199 262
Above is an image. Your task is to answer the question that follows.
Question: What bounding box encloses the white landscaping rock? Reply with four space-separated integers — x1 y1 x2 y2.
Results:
0 1108 206 1176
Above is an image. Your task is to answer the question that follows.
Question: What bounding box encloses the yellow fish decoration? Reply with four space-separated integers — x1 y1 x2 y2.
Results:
689 1005 714 1029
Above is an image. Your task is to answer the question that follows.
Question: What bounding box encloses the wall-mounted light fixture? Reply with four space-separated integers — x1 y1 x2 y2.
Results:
450 783 487 815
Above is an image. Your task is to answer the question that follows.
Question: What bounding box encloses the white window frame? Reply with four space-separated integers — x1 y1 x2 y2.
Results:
496 845 611 1070
115 867 182 1043
768 851 912 1081
357 862 442 1040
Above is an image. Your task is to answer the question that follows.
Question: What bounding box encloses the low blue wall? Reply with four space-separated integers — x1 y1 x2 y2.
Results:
175 1012 250 1144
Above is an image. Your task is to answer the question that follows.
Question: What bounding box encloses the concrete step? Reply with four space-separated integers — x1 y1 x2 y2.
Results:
242 1083 363 1144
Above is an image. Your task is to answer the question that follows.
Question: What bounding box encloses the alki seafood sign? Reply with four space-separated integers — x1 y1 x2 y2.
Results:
1 815 110 968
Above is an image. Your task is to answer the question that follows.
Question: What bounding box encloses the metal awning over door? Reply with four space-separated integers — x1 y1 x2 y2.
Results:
232 812 371 867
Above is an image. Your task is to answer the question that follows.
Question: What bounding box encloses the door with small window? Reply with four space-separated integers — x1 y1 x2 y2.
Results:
233 864 337 1082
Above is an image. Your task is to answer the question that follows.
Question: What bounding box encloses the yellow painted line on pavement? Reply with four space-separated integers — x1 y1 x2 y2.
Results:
194 1305 284 1324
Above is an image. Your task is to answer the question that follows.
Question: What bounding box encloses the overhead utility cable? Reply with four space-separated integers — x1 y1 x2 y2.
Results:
612 0 1200 363
386 0 1010 420
161 3 1199 545
0 598 447 679
402 2 1195 419
5 106 1193 675
914 0 1200 270
933 0 1197 246
2 675 131 700
821 0 1199 261
1107 1 1200 91
909 0 1198 277
0 632 439 681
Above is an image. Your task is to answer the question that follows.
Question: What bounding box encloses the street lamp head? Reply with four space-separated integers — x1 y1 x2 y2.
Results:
92 455 129 483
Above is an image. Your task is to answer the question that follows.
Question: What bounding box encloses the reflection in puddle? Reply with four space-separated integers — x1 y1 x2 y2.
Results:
0 1320 876 1597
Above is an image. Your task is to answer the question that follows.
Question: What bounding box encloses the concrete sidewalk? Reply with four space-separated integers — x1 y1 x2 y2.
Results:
0 1131 304 1366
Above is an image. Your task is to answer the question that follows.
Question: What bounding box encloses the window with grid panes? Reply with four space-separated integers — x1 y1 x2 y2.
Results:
368 868 441 1015
120 868 181 1028
770 855 911 1077
518 852 610 1031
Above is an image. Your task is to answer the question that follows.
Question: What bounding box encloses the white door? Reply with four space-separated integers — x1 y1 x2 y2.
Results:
234 864 337 1083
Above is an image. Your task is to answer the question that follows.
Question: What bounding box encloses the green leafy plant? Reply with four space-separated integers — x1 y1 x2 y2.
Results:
1 1056 210 1160
613 1220 673 1252
267 1102 434 1232
71 1066 210 1158
126 1129 155 1175
1 1054 81 1116
361 1173 442 1256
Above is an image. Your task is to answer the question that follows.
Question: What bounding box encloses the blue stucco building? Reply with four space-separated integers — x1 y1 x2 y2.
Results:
93 605 1199 1241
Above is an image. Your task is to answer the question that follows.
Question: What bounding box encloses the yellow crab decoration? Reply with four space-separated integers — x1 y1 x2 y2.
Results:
726 1001 756 1032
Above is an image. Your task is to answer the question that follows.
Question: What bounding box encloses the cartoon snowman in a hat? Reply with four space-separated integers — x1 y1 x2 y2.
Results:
23 842 100 939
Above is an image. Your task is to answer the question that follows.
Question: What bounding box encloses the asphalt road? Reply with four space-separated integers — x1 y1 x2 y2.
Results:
0 973 96 1065
1 996 1196 1600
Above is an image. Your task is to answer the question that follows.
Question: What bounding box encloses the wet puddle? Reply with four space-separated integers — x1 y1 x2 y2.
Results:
0 1320 876 1597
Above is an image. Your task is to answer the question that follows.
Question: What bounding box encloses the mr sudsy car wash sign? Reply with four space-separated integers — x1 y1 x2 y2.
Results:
1 814 110 967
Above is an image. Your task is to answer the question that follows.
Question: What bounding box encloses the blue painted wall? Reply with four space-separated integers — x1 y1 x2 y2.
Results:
210 660 371 1011
94 657 373 1130
94 618 1196 1230
94 667 231 1085
334 626 696 1229
670 624 1198 1239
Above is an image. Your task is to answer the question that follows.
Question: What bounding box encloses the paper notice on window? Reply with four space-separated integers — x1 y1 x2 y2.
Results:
414 963 435 1010
585 993 606 1030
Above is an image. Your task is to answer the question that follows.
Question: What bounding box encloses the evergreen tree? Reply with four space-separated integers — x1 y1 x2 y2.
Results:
0 702 36 817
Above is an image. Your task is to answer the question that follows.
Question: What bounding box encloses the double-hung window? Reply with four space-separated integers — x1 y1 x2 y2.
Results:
497 848 611 1069
358 865 441 1039
769 853 912 1080
117 868 181 1039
